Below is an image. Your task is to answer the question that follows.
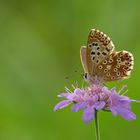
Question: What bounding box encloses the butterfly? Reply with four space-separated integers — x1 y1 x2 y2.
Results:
80 29 134 82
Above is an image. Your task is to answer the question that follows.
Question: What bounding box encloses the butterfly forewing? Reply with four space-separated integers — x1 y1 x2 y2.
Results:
87 29 115 76
96 51 134 81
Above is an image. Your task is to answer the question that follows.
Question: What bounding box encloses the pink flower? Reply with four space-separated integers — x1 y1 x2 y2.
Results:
54 84 138 124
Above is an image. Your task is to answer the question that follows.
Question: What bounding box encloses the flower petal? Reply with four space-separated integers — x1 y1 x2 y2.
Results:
118 108 136 121
82 107 95 124
110 107 118 116
72 102 87 112
58 93 71 98
54 100 72 111
94 101 105 110
74 88 84 95
120 96 131 102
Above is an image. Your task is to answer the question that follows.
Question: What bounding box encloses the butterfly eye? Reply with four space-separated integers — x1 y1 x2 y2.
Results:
84 73 88 79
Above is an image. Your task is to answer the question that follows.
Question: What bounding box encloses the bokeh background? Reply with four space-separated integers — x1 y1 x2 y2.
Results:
0 0 140 140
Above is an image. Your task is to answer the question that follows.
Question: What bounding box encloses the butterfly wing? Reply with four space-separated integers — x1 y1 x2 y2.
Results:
86 29 115 77
82 29 134 82
80 46 88 73
96 51 134 81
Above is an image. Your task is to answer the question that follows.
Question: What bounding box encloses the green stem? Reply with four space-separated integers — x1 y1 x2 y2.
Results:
94 110 100 140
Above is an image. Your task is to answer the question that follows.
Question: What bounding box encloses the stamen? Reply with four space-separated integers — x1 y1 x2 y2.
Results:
65 86 72 93
131 100 140 103
72 84 76 89
121 89 128 95
73 80 78 88
118 85 127 94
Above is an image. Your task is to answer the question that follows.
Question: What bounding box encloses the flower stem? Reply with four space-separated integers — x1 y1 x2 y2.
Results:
94 110 100 140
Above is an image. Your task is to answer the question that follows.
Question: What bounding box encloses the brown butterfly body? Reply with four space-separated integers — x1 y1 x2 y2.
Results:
80 29 134 82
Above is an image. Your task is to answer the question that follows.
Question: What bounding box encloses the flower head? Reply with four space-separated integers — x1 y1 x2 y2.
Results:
54 83 138 124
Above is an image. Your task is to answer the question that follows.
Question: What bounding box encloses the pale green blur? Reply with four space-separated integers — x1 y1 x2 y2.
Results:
0 0 139 140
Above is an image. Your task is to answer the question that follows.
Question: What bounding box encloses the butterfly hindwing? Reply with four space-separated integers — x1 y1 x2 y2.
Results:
96 51 134 81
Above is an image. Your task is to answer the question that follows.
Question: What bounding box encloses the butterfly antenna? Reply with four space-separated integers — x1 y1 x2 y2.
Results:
74 80 79 88
121 89 128 95
72 83 76 90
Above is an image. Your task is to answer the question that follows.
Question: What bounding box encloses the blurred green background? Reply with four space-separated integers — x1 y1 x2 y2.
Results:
0 0 139 140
